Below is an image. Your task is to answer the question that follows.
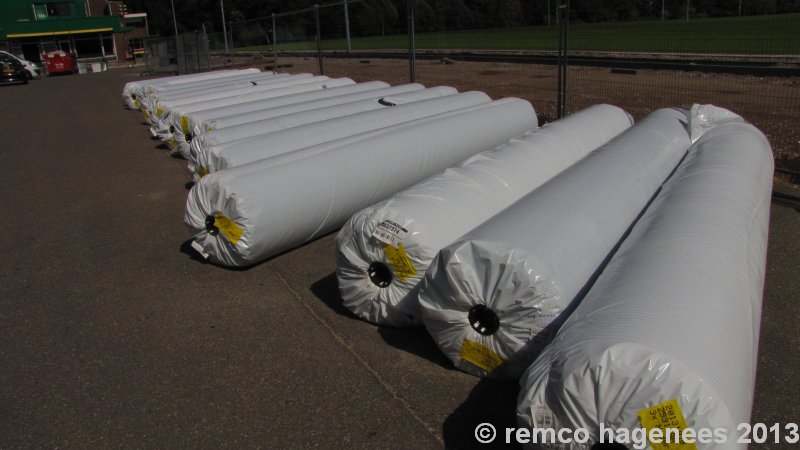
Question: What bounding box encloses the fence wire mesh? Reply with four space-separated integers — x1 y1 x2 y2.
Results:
177 2 799 161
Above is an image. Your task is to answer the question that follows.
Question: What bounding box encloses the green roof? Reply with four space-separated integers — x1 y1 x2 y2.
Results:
0 16 123 39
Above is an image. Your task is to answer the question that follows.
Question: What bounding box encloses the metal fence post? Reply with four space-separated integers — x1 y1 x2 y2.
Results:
221 0 229 53
314 4 324 75
556 0 569 118
344 0 352 53
407 0 415 83
272 13 278 72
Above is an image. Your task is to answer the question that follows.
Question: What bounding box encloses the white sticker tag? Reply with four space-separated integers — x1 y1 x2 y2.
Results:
371 220 408 248
149 127 158 137
190 240 209 259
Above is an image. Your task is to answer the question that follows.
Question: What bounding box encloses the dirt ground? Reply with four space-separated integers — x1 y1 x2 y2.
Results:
219 54 800 162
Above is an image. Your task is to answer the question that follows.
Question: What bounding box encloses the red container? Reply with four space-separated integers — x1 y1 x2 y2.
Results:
43 51 77 75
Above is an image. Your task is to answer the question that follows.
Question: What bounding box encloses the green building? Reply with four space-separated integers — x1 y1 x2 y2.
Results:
0 0 148 64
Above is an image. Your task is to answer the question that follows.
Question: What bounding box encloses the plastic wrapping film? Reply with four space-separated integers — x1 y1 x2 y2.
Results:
147 74 322 130
154 78 355 143
516 120 772 450
181 85 450 161
335 104 634 327
138 72 285 117
125 69 260 110
184 98 537 267
147 73 302 110
123 69 245 109
180 84 430 155
188 88 477 171
417 108 695 379
186 81 394 136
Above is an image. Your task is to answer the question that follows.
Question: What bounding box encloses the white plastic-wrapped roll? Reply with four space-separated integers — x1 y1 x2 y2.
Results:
184 98 537 267
138 72 285 117
418 108 693 379
336 104 634 328
147 73 300 108
186 81 394 136
188 88 477 169
517 121 772 450
127 69 261 110
188 83 440 137
123 69 246 109
148 74 323 129
175 83 430 158
155 78 355 142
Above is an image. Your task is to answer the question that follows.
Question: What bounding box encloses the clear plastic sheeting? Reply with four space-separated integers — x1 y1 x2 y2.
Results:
154 78 355 142
517 121 772 450
184 98 537 267
190 89 485 173
336 105 633 327
418 108 694 379
123 69 249 109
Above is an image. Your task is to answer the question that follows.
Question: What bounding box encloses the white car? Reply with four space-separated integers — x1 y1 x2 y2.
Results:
0 51 39 79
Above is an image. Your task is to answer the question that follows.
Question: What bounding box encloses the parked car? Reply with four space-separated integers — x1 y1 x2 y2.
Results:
0 53 29 85
0 51 39 79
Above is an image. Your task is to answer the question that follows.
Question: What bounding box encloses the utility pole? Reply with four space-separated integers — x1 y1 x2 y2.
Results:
686 0 690 21
344 0 352 53
221 0 229 53
170 0 179 73
661 0 665 20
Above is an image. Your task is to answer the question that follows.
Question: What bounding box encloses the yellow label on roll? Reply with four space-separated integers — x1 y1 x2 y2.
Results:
133 99 139 109
214 214 243 244
168 137 176 149
384 243 416 280
460 339 504 372
156 107 164 117
181 116 189 135
638 399 698 450
197 166 209 178
142 110 150 121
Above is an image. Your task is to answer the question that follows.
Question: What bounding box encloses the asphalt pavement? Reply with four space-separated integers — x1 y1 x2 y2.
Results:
0 68 798 449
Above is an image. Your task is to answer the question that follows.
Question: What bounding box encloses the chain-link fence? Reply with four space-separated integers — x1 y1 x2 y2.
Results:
144 31 212 75
183 1 799 165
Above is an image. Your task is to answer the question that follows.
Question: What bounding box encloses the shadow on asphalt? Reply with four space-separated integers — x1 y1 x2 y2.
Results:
309 272 361 320
442 378 522 449
310 272 454 369
179 239 210 264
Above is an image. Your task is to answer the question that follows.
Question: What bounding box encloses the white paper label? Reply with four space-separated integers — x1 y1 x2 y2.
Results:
371 220 408 248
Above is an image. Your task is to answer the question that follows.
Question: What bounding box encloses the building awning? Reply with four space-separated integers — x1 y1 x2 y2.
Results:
0 16 123 39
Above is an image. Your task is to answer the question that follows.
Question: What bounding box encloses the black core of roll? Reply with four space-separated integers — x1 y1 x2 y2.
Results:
205 215 219 236
468 304 500 336
132 94 137 99
185 133 192 142
368 262 393 288
169 125 175 133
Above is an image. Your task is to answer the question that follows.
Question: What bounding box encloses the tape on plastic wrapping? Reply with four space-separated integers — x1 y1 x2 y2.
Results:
214 214 243 244
156 107 164 117
460 339 504 372
181 116 189 135
133 99 139 109
384 244 416 280
197 166 208 178
637 399 697 450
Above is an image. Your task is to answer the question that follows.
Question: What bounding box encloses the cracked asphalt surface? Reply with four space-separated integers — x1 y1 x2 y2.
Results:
0 67 798 449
